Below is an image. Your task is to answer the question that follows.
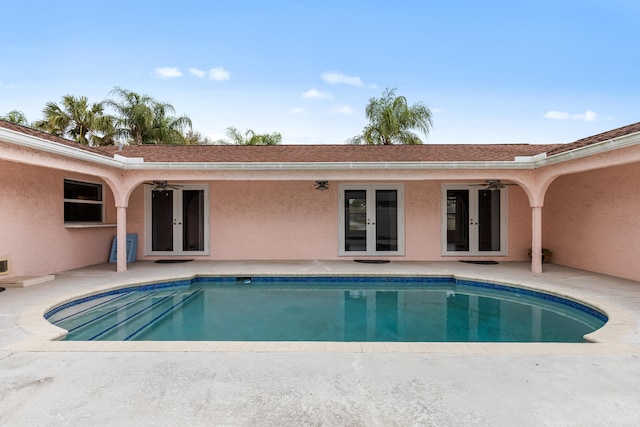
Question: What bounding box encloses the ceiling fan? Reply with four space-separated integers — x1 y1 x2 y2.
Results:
144 180 183 191
470 180 517 191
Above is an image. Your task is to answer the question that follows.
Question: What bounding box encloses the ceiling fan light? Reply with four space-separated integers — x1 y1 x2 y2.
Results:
315 181 329 191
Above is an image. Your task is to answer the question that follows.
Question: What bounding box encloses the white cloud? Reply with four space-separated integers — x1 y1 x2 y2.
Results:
154 66 183 79
322 72 361 87
291 107 305 113
332 105 355 115
302 88 332 99
581 110 599 122
322 72 376 89
544 110 599 122
431 108 443 114
544 111 570 120
190 68 206 77
208 67 231 81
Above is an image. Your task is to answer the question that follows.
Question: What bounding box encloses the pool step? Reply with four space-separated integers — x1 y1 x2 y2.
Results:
57 288 202 341
48 293 131 324
54 291 168 336
119 289 203 341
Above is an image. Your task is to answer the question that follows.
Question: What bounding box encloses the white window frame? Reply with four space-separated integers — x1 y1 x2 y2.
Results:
338 183 405 256
441 184 508 256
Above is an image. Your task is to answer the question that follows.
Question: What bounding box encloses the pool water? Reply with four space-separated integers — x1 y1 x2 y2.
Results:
46 277 606 343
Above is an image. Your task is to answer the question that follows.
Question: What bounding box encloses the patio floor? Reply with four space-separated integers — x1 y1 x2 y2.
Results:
1 260 640 425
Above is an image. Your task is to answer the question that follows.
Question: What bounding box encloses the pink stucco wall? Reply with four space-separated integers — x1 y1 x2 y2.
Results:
544 162 640 282
126 185 145 249
211 181 338 259
124 180 533 262
404 181 442 260
0 159 116 278
507 186 533 261
1 167 537 277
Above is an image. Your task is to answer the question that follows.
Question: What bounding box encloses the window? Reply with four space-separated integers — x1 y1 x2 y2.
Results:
64 179 103 223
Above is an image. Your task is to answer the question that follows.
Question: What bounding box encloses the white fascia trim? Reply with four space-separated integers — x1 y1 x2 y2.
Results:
120 160 535 171
514 152 547 162
113 153 144 163
0 128 123 168
534 131 640 167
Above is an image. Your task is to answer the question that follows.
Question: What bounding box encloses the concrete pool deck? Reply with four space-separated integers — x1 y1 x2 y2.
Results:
1 260 640 425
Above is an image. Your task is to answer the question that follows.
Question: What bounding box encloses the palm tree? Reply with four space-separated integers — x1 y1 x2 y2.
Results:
145 103 193 145
184 130 213 145
33 95 115 146
0 110 29 126
106 87 192 145
349 87 433 145
224 126 282 145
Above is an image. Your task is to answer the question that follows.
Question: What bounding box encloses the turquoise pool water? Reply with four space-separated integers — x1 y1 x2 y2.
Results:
46 277 607 343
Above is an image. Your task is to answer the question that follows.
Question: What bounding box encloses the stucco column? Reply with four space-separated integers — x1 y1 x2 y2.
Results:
531 205 543 273
116 205 127 272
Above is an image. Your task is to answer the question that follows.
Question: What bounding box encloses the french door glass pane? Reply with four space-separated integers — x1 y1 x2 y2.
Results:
376 190 398 251
446 190 469 252
152 190 174 251
478 189 501 251
182 190 205 251
344 190 367 251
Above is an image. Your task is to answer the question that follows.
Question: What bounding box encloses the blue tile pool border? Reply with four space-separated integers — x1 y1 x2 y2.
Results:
45 275 608 323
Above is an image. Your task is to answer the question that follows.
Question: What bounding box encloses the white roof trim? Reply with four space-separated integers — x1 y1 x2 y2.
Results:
118 160 535 171
535 130 640 167
0 127 123 168
514 152 547 162
113 153 144 163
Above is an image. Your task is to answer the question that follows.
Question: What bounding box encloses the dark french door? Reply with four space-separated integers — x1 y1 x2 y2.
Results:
443 186 506 255
146 185 209 255
340 185 404 256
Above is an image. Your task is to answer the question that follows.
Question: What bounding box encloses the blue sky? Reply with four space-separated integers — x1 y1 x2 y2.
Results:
1 0 639 145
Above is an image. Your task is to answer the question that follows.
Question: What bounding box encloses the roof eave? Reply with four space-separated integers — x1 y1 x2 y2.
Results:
5 124 640 171
0 127 123 168
536 130 640 167
117 160 536 171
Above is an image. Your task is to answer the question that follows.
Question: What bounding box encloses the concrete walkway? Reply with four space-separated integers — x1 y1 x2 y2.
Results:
1 261 640 426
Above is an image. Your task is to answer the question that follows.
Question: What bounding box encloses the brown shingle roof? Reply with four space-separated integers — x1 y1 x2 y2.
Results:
546 121 640 156
3 119 640 163
99 143 559 163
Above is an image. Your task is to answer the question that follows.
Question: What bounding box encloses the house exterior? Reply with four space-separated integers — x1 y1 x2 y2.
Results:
1 120 639 282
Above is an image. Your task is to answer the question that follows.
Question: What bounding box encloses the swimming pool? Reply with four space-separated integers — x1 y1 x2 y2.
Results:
45 276 606 343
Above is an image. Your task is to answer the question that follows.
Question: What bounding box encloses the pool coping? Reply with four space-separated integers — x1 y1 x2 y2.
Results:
6 269 639 354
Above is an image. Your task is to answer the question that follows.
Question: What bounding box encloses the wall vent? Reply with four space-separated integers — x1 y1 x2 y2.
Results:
0 259 8 275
